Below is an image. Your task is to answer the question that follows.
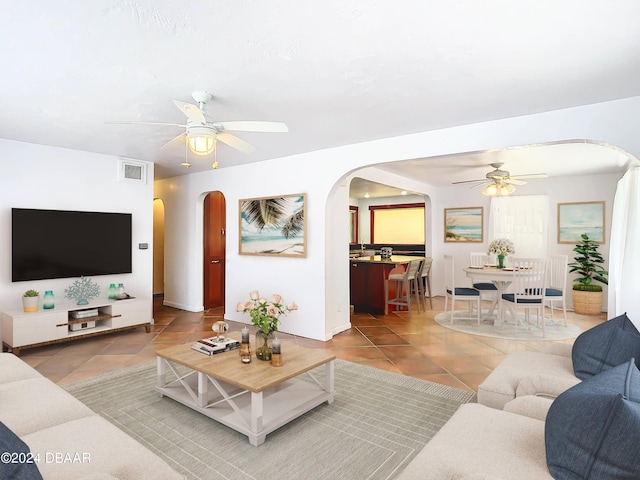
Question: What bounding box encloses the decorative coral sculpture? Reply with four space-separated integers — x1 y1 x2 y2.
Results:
65 277 100 305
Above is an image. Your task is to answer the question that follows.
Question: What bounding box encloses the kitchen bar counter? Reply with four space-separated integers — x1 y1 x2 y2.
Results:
349 255 423 264
349 256 424 313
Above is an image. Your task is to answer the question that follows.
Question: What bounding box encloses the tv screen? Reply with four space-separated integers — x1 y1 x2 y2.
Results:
12 208 132 282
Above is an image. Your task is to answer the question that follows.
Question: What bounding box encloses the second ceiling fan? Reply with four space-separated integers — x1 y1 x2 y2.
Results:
453 162 548 196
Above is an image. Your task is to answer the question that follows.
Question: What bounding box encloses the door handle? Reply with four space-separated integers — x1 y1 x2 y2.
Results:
211 260 220 264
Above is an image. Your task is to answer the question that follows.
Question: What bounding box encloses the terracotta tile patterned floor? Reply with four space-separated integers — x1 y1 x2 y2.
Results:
17 296 605 392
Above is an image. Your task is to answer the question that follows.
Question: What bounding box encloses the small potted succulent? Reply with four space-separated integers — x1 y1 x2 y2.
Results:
568 233 608 315
22 289 40 312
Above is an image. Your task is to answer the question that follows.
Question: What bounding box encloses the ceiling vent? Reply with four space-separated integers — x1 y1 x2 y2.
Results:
118 160 147 184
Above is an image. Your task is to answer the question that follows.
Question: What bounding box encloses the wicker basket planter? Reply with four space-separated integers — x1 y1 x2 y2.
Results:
572 289 603 316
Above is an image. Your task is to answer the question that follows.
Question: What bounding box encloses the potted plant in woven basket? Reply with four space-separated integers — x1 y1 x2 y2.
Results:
568 233 608 315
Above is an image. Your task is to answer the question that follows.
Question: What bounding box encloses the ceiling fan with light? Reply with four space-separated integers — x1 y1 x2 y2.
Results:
452 162 548 196
110 91 288 169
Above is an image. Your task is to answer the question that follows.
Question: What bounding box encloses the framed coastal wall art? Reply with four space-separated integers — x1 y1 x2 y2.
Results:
239 193 307 257
557 201 605 244
444 207 483 242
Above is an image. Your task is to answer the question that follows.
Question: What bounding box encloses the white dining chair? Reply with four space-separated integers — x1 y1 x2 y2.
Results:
545 254 568 325
444 255 480 325
469 252 498 317
502 258 548 337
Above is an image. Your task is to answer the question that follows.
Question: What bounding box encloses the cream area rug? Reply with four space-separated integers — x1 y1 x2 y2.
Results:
435 310 582 341
65 359 475 480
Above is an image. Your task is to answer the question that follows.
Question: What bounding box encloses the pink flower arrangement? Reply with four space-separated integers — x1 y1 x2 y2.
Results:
236 291 298 334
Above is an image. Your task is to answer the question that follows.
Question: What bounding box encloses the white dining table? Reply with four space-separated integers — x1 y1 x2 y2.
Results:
463 266 522 327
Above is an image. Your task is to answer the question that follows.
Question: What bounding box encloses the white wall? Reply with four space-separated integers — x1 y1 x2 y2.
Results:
156 96 640 341
0 139 154 313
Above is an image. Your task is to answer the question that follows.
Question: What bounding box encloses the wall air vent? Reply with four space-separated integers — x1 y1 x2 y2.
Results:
118 160 147 184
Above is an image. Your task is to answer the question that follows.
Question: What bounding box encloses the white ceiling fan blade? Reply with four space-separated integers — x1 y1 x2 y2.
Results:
504 178 527 185
511 173 549 179
159 133 187 151
173 100 206 124
107 121 185 127
217 121 289 133
468 181 489 190
216 132 256 153
452 178 487 185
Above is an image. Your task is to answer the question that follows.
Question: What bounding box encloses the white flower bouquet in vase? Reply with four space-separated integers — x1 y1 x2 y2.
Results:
487 238 515 269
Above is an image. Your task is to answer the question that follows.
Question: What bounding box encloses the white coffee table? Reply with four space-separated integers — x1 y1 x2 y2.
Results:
156 332 335 446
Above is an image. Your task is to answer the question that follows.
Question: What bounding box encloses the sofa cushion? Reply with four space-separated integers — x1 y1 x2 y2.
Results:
477 350 575 409
503 395 554 421
0 353 43 384
0 377 95 436
22 416 184 480
572 312 640 380
0 421 43 480
396 403 552 480
545 359 640 479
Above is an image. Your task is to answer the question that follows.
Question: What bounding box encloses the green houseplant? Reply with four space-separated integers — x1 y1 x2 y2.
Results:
568 233 608 315
22 289 40 312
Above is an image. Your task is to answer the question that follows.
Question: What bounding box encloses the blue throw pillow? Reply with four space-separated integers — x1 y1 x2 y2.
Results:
0 421 43 480
545 359 640 479
572 312 640 380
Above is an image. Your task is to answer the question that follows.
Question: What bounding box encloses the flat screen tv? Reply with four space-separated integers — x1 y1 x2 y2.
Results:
12 208 132 282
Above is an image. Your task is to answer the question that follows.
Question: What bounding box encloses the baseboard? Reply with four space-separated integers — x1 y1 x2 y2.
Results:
162 299 204 312
329 321 352 340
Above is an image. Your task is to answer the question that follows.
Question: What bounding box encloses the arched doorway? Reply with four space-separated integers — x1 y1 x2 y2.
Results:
152 198 165 298
203 191 226 309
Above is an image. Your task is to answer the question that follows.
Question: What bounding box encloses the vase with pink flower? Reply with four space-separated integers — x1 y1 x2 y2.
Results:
236 291 298 361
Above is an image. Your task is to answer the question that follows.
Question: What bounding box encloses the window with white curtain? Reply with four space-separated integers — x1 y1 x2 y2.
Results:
488 195 549 258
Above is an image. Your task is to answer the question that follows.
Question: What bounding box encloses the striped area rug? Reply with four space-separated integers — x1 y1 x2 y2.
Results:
64 359 475 480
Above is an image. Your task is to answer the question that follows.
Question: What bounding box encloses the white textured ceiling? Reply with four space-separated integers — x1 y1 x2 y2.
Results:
1 1 639 181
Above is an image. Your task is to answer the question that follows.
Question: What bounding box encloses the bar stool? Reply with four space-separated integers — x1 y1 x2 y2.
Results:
385 259 422 317
419 257 433 309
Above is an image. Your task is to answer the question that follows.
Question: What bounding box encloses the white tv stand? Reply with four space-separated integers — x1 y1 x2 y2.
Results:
1 297 151 356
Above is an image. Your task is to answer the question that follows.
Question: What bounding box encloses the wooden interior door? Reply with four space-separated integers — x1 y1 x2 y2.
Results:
203 192 226 309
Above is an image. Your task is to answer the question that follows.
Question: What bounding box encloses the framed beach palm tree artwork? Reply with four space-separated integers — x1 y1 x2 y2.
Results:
239 193 307 257
444 207 483 242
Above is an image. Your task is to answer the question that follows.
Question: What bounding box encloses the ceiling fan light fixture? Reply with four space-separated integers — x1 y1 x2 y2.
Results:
482 183 498 196
482 182 516 196
187 134 216 156
501 184 516 195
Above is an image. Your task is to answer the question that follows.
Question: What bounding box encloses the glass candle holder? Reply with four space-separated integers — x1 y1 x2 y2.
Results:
270 353 283 367
239 342 252 364
270 337 283 366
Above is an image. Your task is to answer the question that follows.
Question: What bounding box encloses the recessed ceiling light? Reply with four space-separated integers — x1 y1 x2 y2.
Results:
401 190 407 195
364 193 370 198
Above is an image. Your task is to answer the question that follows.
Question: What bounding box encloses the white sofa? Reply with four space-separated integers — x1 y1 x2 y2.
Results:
0 353 184 480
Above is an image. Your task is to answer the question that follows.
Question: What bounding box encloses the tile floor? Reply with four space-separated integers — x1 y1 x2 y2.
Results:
17 296 605 392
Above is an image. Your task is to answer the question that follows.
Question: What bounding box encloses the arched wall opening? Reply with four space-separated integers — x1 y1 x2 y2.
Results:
324 139 635 340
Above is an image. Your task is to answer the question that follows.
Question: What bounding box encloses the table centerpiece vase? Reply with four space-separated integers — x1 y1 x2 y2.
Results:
255 331 274 361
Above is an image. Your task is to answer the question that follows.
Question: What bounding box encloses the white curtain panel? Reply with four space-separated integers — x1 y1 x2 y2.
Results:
489 195 549 259
608 167 640 328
